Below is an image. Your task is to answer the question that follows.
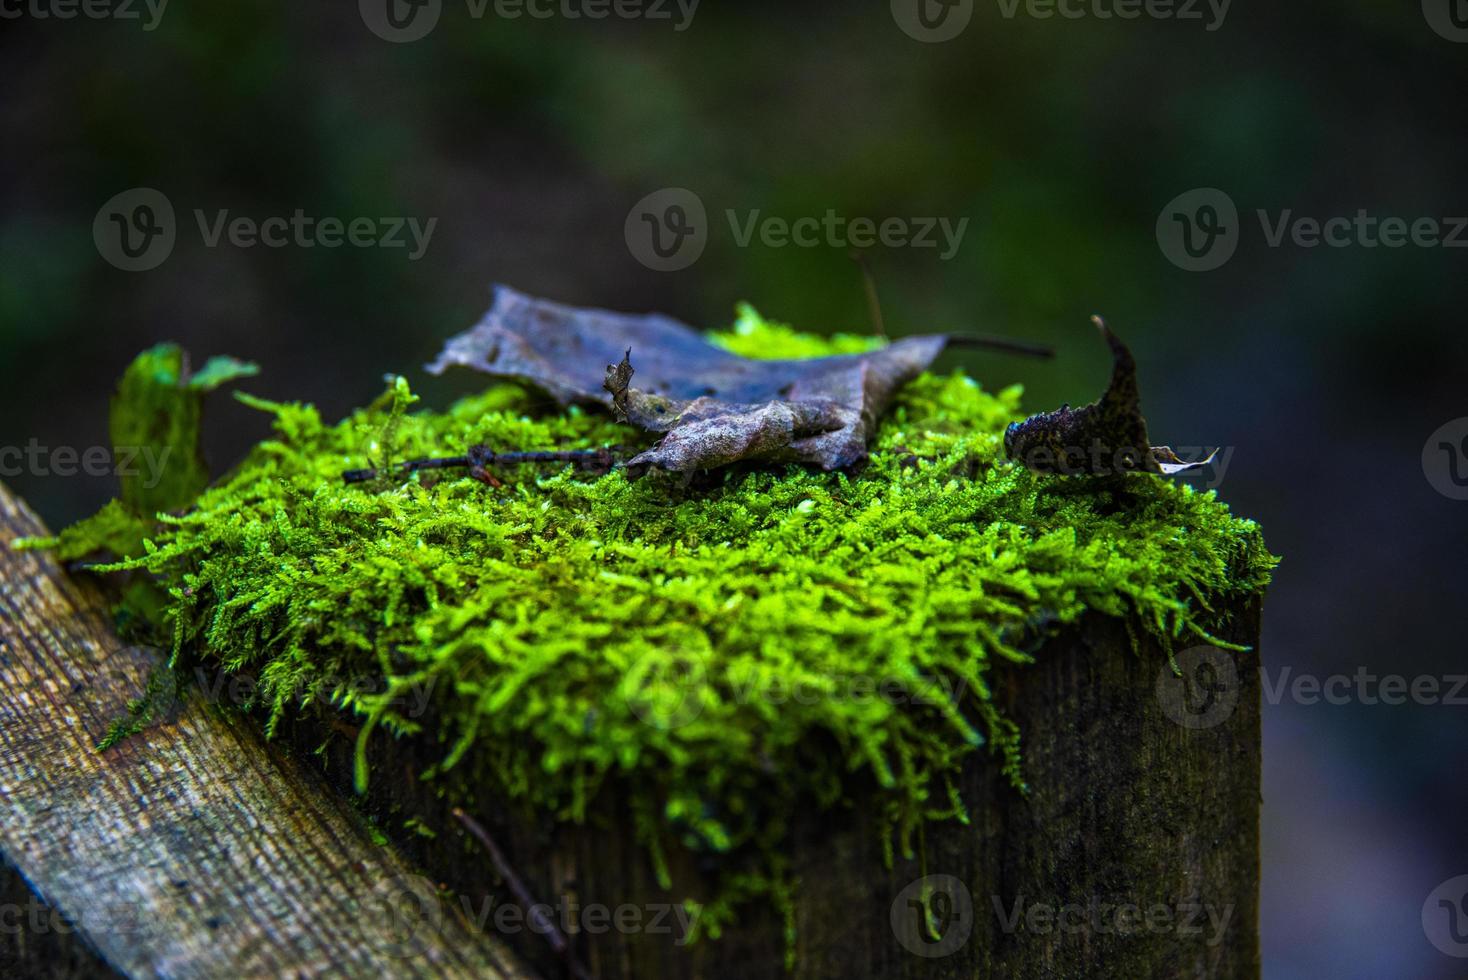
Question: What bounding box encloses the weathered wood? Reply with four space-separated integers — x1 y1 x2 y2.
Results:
305 586 1263 978
0 476 1261 979
1 860 116 979
0 483 537 980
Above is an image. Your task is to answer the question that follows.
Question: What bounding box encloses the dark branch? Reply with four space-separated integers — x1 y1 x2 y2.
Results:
452 808 592 980
343 446 619 484
945 334 1055 359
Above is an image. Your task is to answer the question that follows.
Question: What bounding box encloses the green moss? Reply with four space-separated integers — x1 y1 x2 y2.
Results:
21 343 257 563
67 308 1273 945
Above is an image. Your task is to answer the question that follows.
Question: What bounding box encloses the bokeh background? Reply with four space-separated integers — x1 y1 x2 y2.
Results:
3 2 1466 976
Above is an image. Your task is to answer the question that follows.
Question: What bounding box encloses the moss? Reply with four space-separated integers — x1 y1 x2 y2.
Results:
22 343 257 563
59 307 1274 946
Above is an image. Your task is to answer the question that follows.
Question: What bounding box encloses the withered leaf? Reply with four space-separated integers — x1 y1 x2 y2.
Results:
1003 316 1216 477
429 286 1046 474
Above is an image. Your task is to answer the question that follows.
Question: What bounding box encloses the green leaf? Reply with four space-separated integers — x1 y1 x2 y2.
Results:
109 343 258 516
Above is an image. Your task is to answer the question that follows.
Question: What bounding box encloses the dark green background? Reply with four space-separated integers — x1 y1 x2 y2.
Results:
3 3 1465 976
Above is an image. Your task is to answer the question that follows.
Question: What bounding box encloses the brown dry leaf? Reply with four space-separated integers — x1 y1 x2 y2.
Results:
1002 316 1215 477
429 286 1045 474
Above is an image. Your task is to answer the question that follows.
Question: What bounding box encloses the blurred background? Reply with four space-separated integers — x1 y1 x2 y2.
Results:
2 2 1466 976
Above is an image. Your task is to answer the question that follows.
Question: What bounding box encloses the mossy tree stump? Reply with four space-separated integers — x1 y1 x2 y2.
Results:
6 318 1271 978
308 600 1261 979
1 467 1264 978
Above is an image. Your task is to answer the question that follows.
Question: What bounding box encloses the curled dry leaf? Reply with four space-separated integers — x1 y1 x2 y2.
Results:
1003 316 1216 477
428 285 1047 474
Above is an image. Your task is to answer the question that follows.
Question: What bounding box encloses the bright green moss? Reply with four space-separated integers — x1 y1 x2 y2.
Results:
73 308 1272 943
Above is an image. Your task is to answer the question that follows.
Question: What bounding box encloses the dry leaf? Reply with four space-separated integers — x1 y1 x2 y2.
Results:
429 286 1045 474
1003 316 1216 477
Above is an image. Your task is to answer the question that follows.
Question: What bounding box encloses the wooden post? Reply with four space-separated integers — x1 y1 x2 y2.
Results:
0 479 1261 978
303 580 1264 978
0 483 535 979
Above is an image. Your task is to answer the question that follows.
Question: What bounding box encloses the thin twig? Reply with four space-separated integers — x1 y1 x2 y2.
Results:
452 808 592 980
945 334 1055 359
846 251 1050 358
849 250 887 340
343 455 470 483
344 446 619 484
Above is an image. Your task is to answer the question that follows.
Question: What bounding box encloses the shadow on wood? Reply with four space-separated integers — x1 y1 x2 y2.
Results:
300 580 1263 978
0 477 1261 979
0 483 535 979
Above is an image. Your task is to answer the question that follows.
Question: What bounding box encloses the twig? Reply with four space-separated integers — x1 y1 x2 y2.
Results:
344 446 619 484
452 808 592 980
850 250 887 340
945 334 1055 359
343 455 470 483
846 251 1050 358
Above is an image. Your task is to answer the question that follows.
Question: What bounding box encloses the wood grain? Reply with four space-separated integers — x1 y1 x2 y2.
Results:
0 482 537 980
0 474 1263 978
308 582 1264 979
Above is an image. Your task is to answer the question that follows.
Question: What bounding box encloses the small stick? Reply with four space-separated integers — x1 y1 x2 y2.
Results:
452 808 592 980
344 446 618 484
850 250 887 340
845 251 1049 358
343 455 470 483
946 334 1055 359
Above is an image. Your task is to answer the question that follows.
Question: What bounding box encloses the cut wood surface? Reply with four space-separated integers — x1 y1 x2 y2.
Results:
0 482 537 980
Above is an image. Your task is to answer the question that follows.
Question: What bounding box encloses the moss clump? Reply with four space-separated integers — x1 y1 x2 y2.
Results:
72 308 1273 939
